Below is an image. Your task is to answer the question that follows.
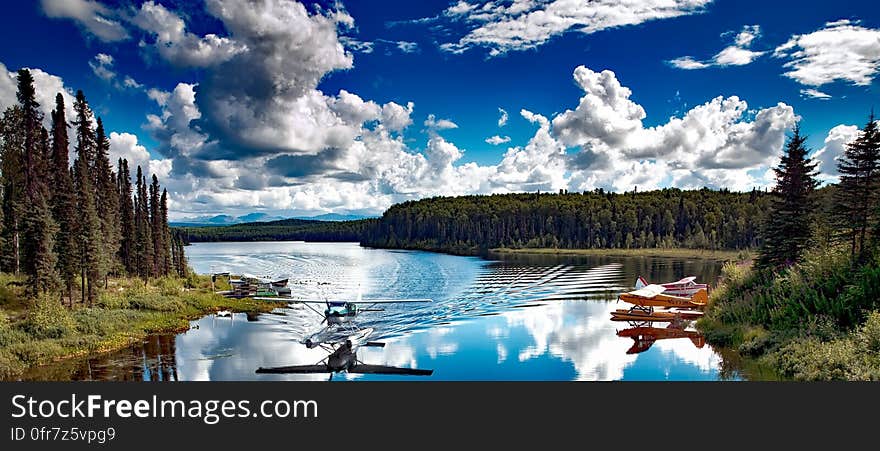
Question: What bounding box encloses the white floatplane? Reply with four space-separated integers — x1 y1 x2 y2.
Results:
635 275 708 297
255 328 433 379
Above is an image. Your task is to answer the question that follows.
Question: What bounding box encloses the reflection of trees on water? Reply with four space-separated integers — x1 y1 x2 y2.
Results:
491 254 723 290
24 334 179 381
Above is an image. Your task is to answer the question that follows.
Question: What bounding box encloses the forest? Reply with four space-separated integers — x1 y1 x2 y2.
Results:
361 188 776 255
176 217 375 243
179 187 794 256
0 69 185 307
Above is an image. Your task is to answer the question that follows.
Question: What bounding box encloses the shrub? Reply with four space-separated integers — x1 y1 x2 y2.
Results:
0 349 24 380
6 340 66 365
21 296 76 340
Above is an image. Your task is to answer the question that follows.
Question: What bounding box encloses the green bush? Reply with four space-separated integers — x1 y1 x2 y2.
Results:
21 296 76 340
0 348 24 380
73 308 149 336
7 340 66 365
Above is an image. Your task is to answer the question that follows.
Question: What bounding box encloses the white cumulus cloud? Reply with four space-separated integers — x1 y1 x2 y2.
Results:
774 19 880 86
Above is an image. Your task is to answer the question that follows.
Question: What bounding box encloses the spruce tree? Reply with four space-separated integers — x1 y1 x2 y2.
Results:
160 188 172 275
0 106 24 274
117 158 135 275
50 93 79 305
134 166 154 281
94 118 120 285
72 90 101 304
757 126 819 268
21 128 58 296
149 174 162 277
836 112 880 260
17 69 59 296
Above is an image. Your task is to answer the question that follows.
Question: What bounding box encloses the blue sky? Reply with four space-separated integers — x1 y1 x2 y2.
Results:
0 0 878 218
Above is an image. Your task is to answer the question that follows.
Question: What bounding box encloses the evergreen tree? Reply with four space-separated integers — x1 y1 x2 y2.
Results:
149 174 162 276
72 90 101 304
836 112 880 260
17 69 59 296
171 234 187 277
160 189 172 275
94 118 120 285
757 126 819 268
50 93 79 305
117 158 135 275
0 106 24 274
134 166 154 281
21 128 58 296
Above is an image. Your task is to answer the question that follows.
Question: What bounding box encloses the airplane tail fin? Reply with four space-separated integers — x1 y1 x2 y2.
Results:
635 276 649 289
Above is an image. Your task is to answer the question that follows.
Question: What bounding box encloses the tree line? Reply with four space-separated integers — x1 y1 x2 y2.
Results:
361 188 773 254
176 218 375 243
0 69 185 306
758 113 880 268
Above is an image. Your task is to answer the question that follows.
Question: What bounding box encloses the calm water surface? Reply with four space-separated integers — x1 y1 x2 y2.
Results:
27 242 746 381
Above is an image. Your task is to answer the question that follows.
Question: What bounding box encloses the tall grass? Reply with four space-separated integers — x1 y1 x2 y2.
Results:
0 274 276 380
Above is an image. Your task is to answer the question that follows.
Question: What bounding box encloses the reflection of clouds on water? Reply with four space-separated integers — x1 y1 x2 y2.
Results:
35 242 732 380
502 301 638 380
175 313 328 381
653 337 722 373
497 343 507 364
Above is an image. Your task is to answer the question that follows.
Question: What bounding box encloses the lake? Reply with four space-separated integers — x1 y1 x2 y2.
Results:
26 242 745 381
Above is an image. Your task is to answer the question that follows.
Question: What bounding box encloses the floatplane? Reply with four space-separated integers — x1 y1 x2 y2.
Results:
255 327 433 379
255 290 432 326
611 276 709 322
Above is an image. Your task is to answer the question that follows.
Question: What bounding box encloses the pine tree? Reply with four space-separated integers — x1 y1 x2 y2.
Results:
17 69 59 296
94 118 120 285
836 112 880 260
1 106 24 274
757 126 819 268
160 189 172 275
172 234 187 277
21 128 58 296
149 174 162 277
50 93 79 305
117 158 135 275
134 166 154 281
72 90 101 304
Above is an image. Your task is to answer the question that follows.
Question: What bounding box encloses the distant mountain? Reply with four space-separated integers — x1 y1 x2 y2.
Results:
170 213 285 227
297 213 375 222
170 212 374 227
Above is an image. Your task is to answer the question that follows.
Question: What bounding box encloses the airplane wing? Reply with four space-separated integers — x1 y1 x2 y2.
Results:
348 364 434 376
255 365 329 374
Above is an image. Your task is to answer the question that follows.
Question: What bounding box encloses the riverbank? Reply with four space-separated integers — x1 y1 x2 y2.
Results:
697 248 880 380
490 247 749 260
0 273 279 380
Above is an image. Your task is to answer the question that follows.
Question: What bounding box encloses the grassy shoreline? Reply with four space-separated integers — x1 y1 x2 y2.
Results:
0 273 281 380
490 247 749 260
697 249 880 380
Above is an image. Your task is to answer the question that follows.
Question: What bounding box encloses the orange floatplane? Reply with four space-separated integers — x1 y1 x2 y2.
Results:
617 284 708 311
